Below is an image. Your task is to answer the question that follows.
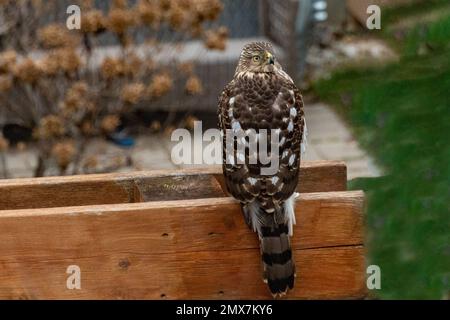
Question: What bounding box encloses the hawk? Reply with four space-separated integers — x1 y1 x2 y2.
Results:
218 42 306 297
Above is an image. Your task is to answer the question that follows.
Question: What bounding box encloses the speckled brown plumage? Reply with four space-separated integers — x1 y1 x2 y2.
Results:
218 42 306 297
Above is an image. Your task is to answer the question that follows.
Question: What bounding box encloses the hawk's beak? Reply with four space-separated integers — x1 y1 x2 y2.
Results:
265 51 275 65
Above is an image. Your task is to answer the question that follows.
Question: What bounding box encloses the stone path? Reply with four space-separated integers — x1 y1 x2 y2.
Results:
1 102 381 180
302 103 381 179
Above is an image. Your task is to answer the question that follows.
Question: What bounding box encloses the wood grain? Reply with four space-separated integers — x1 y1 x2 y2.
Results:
0 161 347 210
0 246 366 300
0 191 364 299
134 174 226 202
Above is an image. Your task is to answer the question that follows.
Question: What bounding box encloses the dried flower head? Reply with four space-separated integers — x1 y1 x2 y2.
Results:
13 58 41 83
168 3 186 31
178 62 194 75
149 120 161 132
80 121 95 136
51 140 76 170
124 54 143 77
164 125 176 137
107 8 135 34
81 9 106 33
81 0 94 9
204 26 228 51
57 49 82 74
0 0 12 5
193 0 223 22
0 50 17 74
101 57 125 79
37 55 59 76
0 75 13 92
69 81 89 96
190 22 204 37
159 0 172 11
0 135 8 151
216 26 229 38
177 0 192 10
39 49 82 76
185 75 203 95
38 115 65 139
101 114 121 133
112 0 128 9
148 73 173 98
38 24 79 48
121 82 145 104
185 115 199 130
136 0 161 27
63 81 89 113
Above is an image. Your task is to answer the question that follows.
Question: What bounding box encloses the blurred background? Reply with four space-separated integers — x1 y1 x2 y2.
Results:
0 0 448 299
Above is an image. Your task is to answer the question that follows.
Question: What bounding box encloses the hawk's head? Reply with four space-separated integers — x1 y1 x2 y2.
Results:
235 42 281 76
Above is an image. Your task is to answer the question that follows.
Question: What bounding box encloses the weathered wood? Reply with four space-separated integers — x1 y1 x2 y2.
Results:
0 246 365 300
0 161 347 210
134 174 226 202
0 191 364 299
0 191 364 254
264 0 299 78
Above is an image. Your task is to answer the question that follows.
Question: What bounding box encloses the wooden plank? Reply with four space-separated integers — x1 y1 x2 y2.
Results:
0 178 138 211
0 191 364 299
0 246 366 300
0 191 363 253
134 174 226 202
0 161 347 210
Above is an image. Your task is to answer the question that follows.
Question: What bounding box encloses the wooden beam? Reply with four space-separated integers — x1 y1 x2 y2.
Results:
0 246 366 300
0 191 364 299
0 161 347 210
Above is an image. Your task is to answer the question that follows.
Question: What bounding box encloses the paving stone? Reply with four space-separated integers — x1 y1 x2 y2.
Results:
132 136 176 170
4 169 34 179
314 141 366 161
2 149 37 172
302 144 321 161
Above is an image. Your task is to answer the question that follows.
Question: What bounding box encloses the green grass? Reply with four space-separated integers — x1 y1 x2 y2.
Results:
382 0 450 25
312 6 450 299
403 14 450 55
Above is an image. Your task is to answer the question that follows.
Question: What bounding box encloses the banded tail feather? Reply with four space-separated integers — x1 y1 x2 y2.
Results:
242 194 297 297
260 223 296 297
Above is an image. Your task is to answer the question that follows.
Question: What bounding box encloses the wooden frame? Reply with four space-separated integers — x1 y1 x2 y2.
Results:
0 161 366 299
260 0 301 81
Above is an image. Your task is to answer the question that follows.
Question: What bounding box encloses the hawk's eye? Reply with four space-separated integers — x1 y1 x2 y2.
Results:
252 56 260 62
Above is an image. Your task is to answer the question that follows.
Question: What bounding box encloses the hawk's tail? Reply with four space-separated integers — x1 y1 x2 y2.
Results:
242 196 297 297
259 222 295 297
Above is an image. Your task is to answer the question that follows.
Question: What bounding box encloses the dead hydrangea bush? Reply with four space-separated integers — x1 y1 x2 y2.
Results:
0 0 227 176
